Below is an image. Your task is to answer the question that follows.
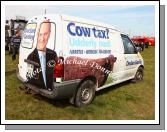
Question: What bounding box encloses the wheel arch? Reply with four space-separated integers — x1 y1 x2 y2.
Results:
69 75 97 105
78 76 98 90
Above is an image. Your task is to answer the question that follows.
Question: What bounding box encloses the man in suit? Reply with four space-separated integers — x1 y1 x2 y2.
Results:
26 20 57 90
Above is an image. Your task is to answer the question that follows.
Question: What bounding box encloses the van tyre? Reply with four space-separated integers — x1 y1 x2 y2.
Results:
131 67 144 83
75 80 96 107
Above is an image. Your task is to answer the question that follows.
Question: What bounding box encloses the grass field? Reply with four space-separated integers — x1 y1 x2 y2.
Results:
5 47 155 120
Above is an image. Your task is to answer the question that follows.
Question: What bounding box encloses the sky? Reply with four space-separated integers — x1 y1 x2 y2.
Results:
5 5 155 37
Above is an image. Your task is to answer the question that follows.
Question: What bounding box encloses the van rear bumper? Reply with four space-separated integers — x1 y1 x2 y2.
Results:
16 70 81 99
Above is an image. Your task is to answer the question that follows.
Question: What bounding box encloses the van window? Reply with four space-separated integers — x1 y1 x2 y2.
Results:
121 34 136 54
21 23 37 48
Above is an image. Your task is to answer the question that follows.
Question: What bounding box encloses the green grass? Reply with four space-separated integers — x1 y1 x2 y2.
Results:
5 47 155 120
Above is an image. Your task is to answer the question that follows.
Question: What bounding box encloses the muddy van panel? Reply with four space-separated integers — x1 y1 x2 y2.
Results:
17 14 144 107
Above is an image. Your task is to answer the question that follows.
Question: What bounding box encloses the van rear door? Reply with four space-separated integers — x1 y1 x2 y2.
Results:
18 20 57 90
18 23 37 81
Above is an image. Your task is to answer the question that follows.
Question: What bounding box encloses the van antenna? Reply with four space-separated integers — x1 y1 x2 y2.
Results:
45 9 46 15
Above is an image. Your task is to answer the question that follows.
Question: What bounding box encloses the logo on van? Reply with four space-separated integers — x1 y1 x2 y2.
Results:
126 60 142 66
67 22 109 39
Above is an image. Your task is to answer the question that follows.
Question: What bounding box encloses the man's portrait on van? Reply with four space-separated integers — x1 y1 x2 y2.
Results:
26 20 57 90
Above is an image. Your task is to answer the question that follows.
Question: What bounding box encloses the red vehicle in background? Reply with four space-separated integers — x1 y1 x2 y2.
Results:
131 36 155 46
144 37 155 46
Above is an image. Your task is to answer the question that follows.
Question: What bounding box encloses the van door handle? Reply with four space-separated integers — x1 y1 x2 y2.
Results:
24 59 40 66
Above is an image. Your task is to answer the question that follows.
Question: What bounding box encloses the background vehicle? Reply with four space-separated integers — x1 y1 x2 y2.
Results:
131 36 155 51
5 16 28 53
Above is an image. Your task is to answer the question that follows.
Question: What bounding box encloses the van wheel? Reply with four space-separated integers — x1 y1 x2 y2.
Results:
131 67 144 83
75 80 96 107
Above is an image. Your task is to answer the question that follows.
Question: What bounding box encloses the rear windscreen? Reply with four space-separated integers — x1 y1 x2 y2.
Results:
21 23 37 48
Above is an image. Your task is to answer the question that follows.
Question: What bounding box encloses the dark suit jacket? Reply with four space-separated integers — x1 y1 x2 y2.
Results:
26 48 57 89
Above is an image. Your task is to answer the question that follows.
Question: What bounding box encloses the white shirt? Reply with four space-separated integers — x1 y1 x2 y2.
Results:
38 50 47 87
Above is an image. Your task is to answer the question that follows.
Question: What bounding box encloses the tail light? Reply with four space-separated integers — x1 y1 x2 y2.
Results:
54 57 64 83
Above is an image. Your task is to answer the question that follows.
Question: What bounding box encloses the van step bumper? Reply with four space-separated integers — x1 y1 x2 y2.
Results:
17 69 81 99
25 83 56 99
25 80 80 99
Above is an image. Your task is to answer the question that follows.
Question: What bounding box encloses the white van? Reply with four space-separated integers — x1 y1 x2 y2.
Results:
17 14 144 107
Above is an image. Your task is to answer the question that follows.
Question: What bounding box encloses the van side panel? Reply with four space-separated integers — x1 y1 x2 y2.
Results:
62 20 116 87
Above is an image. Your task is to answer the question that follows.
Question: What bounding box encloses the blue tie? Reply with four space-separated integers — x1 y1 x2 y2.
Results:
40 53 47 88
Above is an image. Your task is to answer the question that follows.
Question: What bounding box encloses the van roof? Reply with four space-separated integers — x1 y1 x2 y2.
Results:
28 14 127 35
62 14 116 29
